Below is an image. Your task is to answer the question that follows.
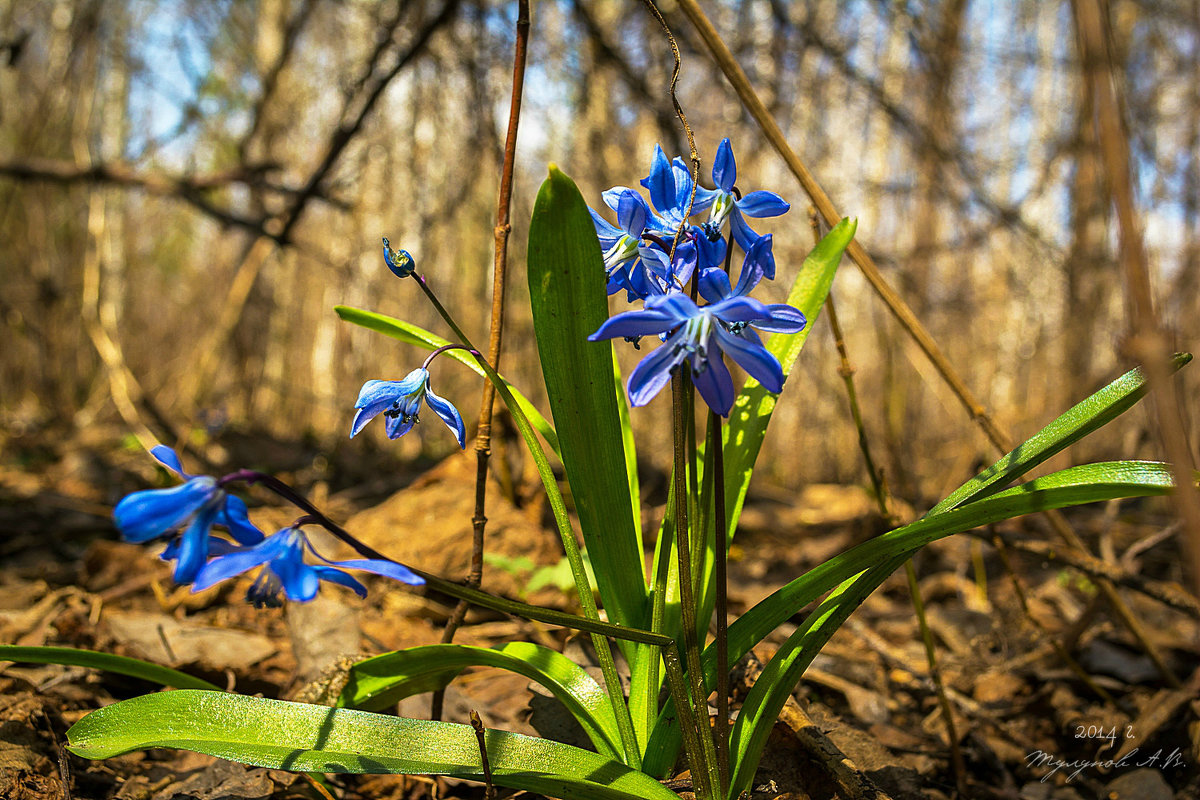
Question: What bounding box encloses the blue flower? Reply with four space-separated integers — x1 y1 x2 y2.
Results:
589 286 805 416
694 139 790 250
350 367 466 448
382 237 415 278
113 446 264 584
697 236 804 337
639 145 700 230
191 525 424 607
591 187 701 301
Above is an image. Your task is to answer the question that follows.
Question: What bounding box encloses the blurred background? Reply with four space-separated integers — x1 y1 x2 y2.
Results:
2 0 1197 512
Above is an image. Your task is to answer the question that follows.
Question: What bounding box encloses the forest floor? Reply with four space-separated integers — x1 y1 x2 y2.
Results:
2 424 1198 800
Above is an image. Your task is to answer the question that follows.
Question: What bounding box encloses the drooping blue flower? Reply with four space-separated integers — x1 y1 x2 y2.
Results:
590 188 651 297
191 525 424 607
113 446 264 584
382 237 415 278
350 367 466 448
589 288 805 416
694 139 790 250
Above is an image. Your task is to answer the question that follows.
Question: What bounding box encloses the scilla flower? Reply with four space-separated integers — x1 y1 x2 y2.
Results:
351 367 466 448
192 524 423 607
113 446 264 583
589 290 805 416
382 237 415 277
693 139 790 249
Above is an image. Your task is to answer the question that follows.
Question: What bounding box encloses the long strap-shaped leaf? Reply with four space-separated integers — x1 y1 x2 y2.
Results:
66 691 680 800
641 460 1178 776
337 642 622 759
728 555 906 797
929 353 1192 515
527 166 647 633
0 645 221 691
334 304 560 457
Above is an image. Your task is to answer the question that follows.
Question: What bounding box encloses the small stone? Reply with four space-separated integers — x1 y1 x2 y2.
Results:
1105 768 1174 800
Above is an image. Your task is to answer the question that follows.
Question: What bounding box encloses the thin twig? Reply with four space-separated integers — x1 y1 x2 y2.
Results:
434 0 531 722
469 710 496 800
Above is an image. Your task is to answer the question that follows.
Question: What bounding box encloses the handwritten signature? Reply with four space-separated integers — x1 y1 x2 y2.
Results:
1025 748 1187 782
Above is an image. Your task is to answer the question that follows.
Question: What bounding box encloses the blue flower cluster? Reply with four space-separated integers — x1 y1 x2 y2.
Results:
113 446 422 605
588 140 807 416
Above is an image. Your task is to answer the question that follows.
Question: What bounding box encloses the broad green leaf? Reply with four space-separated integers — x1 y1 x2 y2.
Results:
642 460 1178 777
526 166 647 632
0 645 221 691
334 305 560 457
67 691 679 800
338 643 622 759
929 353 1192 515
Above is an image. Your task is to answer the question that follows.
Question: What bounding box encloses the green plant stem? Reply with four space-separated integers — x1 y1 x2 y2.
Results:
708 410 730 797
670 374 719 800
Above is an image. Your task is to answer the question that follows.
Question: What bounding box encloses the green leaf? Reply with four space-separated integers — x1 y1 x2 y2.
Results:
642 460 1177 777
929 353 1192 515
338 643 622 759
526 166 647 631
334 305 559 457
728 557 905 797
0 645 221 691
67 691 679 800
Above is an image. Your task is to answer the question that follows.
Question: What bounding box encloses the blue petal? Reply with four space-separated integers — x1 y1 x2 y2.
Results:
713 325 785 392
670 158 695 216
712 138 736 192
615 190 649 234
601 186 637 211
114 479 218 543
640 145 675 217
425 385 467 449
710 295 772 323
351 370 427 437
736 190 790 218
698 267 734 304
627 329 689 406
589 308 678 340
272 537 321 602
312 567 368 597
695 233 727 272
162 534 240 564
691 351 734 416
732 234 773 294
216 494 265 545
643 291 701 321
150 446 186 477
729 210 762 252
589 207 622 243
689 187 718 216
322 558 425 587
172 505 221 584
191 534 288 593
753 304 807 334
385 414 416 440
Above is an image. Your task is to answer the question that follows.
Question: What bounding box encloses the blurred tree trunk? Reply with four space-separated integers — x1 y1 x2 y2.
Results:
1062 0 1112 406
886 0 968 501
